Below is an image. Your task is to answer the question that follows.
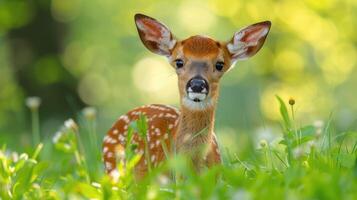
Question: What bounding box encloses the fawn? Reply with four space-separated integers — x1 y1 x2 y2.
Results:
103 14 271 180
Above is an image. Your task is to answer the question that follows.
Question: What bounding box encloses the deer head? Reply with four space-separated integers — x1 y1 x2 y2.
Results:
134 14 271 111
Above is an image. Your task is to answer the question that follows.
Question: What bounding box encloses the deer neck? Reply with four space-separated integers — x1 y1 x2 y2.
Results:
175 101 217 151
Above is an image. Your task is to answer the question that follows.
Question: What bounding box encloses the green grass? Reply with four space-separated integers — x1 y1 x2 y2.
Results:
1 96 357 199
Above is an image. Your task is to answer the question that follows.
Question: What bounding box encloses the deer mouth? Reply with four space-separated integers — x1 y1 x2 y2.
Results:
187 87 208 102
182 91 213 110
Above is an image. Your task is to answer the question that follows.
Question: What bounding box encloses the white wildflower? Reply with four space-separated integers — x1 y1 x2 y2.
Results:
307 141 316 150
63 144 71 150
293 147 304 159
19 153 29 160
109 170 120 183
232 189 252 200
83 107 97 120
91 182 101 188
157 175 170 186
32 183 40 189
9 166 15 173
314 120 324 138
11 152 19 162
64 118 78 132
25 97 41 110
52 131 63 143
255 127 277 149
147 187 157 200
313 120 324 129
259 139 268 149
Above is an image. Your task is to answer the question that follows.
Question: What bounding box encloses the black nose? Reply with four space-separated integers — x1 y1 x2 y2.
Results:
187 77 209 93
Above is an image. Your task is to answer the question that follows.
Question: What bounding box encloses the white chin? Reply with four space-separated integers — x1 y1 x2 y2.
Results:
188 92 207 102
182 94 213 110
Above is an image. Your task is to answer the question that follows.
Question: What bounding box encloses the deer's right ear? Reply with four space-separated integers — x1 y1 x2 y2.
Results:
135 14 176 56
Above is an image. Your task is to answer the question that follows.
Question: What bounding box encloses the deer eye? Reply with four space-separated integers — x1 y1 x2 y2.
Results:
215 61 224 71
175 59 184 69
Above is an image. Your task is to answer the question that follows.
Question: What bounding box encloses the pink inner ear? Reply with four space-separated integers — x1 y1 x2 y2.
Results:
138 18 163 40
241 25 269 43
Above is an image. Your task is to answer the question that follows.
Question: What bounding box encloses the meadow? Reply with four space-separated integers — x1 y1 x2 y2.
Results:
1 96 356 199
1 0 357 199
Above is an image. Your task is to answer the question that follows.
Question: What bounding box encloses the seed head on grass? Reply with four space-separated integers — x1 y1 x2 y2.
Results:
157 174 170 186
91 182 101 188
25 96 41 111
64 118 79 132
313 120 324 138
26 96 41 146
259 139 268 149
19 153 29 160
313 120 324 129
293 147 304 159
11 152 19 162
52 119 80 152
82 107 97 120
52 131 63 143
288 98 295 106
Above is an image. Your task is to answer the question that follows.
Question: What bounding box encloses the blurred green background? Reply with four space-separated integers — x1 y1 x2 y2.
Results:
1 0 357 152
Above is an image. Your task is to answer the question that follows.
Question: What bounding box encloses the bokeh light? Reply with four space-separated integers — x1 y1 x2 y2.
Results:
0 0 357 150
132 56 179 104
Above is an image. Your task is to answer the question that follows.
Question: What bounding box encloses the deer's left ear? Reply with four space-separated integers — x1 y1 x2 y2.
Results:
227 21 271 62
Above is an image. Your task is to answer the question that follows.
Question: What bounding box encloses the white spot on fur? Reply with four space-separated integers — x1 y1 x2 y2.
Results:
139 149 144 155
155 128 161 136
105 162 113 170
150 143 155 149
119 115 130 123
110 138 117 144
107 152 113 158
104 136 118 144
151 155 156 162
118 134 125 143
103 146 108 153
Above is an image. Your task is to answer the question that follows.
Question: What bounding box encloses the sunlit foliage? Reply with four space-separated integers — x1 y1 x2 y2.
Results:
0 0 356 198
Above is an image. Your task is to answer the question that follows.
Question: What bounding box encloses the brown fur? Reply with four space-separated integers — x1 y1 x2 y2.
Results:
103 104 221 179
182 36 220 57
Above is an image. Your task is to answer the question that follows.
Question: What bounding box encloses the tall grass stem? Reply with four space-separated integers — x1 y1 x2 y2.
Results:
31 108 40 146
